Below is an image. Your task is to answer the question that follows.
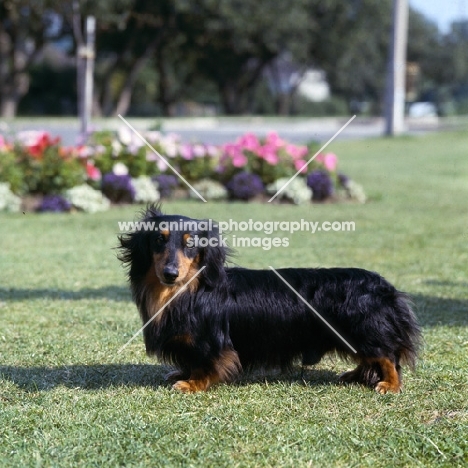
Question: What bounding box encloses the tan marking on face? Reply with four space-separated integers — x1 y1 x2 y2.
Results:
152 251 170 284
160 229 169 239
183 233 191 245
142 252 201 324
142 263 178 324
173 251 201 292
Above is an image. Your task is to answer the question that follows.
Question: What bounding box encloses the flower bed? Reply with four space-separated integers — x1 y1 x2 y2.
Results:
0 129 365 213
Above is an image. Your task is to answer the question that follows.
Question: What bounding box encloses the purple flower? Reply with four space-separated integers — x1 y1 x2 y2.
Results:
37 195 71 213
152 175 178 198
306 170 334 201
226 172 264 201
101 173 135 203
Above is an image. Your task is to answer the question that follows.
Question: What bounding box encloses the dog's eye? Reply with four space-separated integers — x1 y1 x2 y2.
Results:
154 234 165 245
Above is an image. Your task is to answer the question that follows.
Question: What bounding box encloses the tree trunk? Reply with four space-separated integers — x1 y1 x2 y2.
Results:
0 95 19 118
0 72 29 118
220 83 240 115
113 37 161 116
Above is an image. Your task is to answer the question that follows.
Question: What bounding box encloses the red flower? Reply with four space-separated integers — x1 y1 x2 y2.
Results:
86 162 101 181
17 131 61 158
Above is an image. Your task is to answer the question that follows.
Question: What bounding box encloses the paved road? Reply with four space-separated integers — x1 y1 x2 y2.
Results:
2 116 439 146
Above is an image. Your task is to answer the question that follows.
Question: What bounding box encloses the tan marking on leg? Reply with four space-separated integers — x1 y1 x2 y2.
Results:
372 357 401 394
173 349 241 393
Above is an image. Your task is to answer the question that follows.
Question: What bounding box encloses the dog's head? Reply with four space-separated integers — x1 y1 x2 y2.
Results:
118 205 228 289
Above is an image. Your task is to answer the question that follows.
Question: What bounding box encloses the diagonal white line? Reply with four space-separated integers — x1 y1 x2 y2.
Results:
117 266 206 354
269 266 357 354
118 114 207 202
268 115 356 202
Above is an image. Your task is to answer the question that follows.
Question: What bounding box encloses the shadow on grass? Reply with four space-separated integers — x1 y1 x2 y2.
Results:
412 294 468 327
0 364 166 391
0 286 131 302
0 364 339 392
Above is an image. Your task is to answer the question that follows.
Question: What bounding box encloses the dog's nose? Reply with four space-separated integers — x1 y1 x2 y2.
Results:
163 266 179 282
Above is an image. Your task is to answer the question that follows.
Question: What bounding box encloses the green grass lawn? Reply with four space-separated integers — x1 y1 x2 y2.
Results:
1 130 467 467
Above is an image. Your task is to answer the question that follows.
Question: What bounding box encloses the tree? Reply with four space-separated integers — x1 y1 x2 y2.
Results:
307 0 443 113
178 0 314 114
0 0 59 117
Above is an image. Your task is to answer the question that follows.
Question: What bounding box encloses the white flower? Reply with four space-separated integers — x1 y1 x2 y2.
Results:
65 185 110 213
112 162 129 176
346 180 366 203
164 144 178 158
0 183 21 212
189 179 227 200
118 127 133 145
266 177 312 205
15 130 48 147
111 140 123 156
145 131 162 142
131 176 160 203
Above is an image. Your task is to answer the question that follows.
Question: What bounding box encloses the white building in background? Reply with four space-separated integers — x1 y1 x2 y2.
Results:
294 69 330 102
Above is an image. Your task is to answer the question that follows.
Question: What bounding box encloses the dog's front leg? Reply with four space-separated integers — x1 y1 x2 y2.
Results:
173 369 219 393
172 348 241 393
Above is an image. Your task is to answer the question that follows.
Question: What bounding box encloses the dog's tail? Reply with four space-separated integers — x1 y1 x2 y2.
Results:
393 291 422 369
353 291 421 388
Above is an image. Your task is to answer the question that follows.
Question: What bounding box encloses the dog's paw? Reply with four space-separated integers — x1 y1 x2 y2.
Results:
375 381 401 394
173 380 196 393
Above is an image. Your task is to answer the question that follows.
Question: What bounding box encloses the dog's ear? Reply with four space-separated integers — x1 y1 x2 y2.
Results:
118 229 151 282
199 224 228 288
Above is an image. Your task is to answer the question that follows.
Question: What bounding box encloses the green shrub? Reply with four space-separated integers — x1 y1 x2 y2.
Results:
0 151 25 193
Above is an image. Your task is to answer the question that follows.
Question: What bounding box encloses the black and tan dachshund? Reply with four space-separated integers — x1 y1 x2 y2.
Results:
118 205 421 393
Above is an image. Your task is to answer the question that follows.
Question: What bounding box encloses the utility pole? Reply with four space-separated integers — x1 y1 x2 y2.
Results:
73 1 96 143
80 16 96 140
385 0 408 136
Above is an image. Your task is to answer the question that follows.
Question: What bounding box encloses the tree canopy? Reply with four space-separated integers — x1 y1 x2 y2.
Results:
1 0 465 117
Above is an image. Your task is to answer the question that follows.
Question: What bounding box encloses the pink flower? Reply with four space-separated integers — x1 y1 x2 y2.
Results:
294 159 308 173
232 153 248 168
323 153 338 172
86 162 101 181
157 159 169 172
179 144 193 160
258 145 279 165
315 153 325 164
238 133 260 152
265 132 284 148
146 149 159 162
76 145 94 158
286 144 308 160
206 145 220 157
222 143 239 157
192 144 206 157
